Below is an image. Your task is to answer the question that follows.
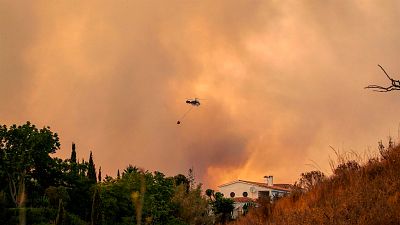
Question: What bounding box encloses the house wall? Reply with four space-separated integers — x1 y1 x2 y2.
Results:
219 182 257 199
218 182 280 199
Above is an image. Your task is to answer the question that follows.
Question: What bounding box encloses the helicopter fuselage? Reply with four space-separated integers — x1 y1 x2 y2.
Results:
186 99 200 106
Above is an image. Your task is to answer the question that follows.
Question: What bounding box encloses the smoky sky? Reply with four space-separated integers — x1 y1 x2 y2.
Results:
1 0 400 187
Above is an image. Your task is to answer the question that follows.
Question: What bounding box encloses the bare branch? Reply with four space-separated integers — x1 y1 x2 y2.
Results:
378 64 393 80
365 65 400 92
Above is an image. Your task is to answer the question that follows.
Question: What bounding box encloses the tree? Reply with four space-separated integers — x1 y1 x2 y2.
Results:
99 176 134 224
66 153 94 220
211 192 234 224
365 64 400 92
131 171 146 225
123 164 139 176
91 187 102 225
70 142 77 164
174 174 190 192
98 167 102 183
205 189 214 200
45 186 70 208
0 126 7 191
79 159 87 177
55 199 65 225
103 175 114 183
88 151 97 183
298 170 326 191
172 184 213 225
68 143 79 182
0 122 60 207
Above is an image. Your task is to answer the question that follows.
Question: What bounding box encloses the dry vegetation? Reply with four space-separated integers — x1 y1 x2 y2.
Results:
231 141 400 225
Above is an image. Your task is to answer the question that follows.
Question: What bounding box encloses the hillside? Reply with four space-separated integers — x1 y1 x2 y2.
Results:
232 142 400 225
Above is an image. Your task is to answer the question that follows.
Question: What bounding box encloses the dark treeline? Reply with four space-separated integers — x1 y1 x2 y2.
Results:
0 122 234 225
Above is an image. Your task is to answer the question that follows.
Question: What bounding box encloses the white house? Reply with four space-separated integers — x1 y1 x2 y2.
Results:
217 176 291 218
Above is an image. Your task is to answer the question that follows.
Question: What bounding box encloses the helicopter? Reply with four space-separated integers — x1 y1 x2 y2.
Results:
185 98 201 106
177 98 203 124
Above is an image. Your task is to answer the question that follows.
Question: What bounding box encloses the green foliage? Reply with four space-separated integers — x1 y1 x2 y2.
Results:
91 187 102 225
32 195 50 208
2 207 87 225
174 174 190 192
98 167 102 183
205 189 214 199
242 202 255 215
45 186 70 208
88 152 97 183
99 177 134 224
55 199 65 225
172 184 213 225
70 143 77 164
69 143 78 178
144 171 174 224
97 167 214 225
64 213 87 225
0 122 61 207
103 175 114 183
211 192 234 224
0 122 220 225
0 191 7 223
100 168 176 225
4 208 57 225
122 164 138 176
66 177 93 220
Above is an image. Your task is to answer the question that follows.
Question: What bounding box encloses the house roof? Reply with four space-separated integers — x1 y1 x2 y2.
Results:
274 183 293 189
233 197 255 203
218 179 291 192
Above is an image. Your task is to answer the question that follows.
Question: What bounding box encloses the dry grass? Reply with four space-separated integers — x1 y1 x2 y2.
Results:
231 143 400 225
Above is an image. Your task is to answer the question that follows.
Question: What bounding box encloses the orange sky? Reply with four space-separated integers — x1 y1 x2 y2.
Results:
1 1 400 188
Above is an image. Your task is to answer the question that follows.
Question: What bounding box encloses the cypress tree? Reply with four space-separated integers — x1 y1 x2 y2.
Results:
88 151 97 183
70 142 78 176
98 167 102 183
79 159 85 177
91 187 102 225
117 169 120 179
70 142 77 163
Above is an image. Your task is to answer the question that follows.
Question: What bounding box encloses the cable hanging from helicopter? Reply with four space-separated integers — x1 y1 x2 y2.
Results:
177 98 202 125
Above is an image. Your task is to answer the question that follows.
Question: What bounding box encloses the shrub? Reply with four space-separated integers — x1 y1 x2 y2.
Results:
231 144 400 225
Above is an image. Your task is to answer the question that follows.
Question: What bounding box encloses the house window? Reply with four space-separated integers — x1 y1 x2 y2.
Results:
258 191 270 199
230 192 235 197
243 192 248 197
